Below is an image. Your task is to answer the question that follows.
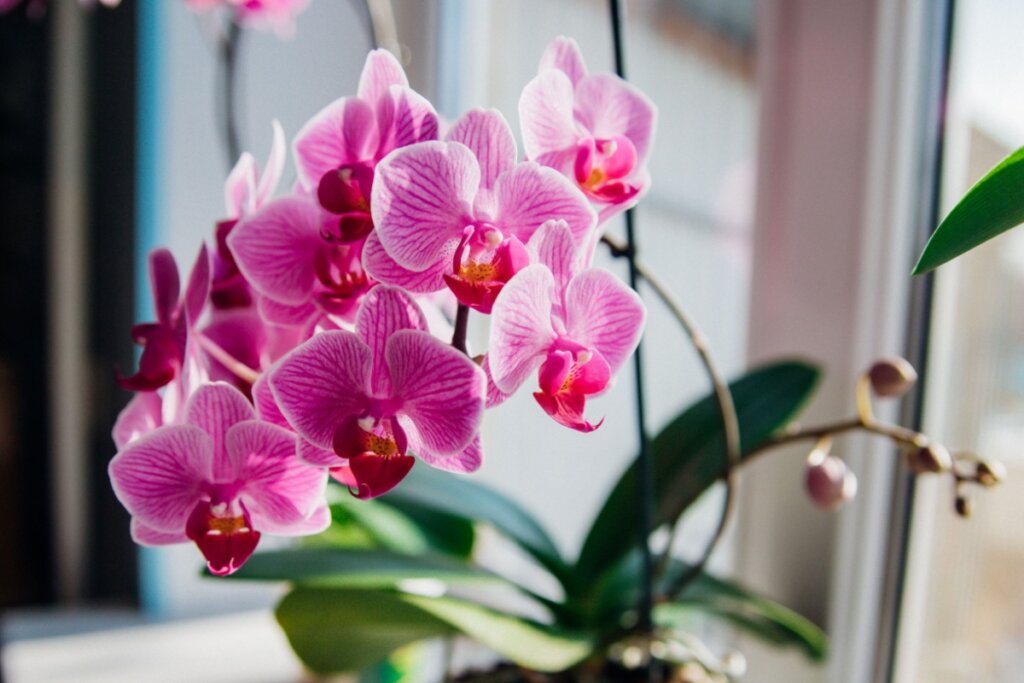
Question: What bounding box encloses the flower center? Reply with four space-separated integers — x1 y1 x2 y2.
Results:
443 224 530 313
574 136 640 203
317 162 375 242
185 499 260 576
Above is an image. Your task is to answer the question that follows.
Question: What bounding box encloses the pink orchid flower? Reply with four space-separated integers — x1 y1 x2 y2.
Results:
269 285 485 499
489 221 646 431
519 36 657 222
117 246 210 393
184 0 310 36
366 108 597 314
294 49 438 244
214 121 287 310
109 382 329 576
228 194 373 330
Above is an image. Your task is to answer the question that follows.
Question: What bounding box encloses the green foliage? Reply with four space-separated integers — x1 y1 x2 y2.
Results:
228 361 828 676
914 145 1024 274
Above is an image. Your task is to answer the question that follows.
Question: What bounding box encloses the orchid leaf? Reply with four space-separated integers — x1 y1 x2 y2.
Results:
576 361 820 585
227 547 501 588
278 588 595 675
276 588 455 674
914 146 1024 274
382 464 569 581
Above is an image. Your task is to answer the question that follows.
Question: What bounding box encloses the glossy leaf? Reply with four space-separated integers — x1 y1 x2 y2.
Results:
381 496 476 558
227 547 501 588
914 146 1024 274
576 361 820 585
277 588 454 674
382 464 569 580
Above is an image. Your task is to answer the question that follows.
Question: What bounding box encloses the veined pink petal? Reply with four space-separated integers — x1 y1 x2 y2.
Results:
113 391 164 450
227 420 326 533
356 285 428 396
481 355 512 408
564 268 646 374
199 310 265 388
357 49 409 108
372 141 479 272
131 518 188 546
446 109 517 190
184 382 256 481
299 439 340 468
386 330 485 456
489 264 559 394
539 36 588 86
573 73 657 162
256 294 317 328
519 70 578 166
376 86 439 157
252 374 286 426
270 331 371 449
495 162 596 248
416 434 483 474
526 219 578 294
362 231 449 293
149 249 180 328
280 503 331 535
293 97 379 191
109 424 211 533
229 196 323 305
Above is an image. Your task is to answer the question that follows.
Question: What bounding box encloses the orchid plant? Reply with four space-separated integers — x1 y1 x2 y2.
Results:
106 19 1005 681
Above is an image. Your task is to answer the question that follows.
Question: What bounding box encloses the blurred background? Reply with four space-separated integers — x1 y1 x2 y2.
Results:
0 0 1022 681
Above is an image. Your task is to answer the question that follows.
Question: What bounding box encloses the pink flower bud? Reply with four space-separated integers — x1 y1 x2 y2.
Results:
805 451 858 511
867 357 918 398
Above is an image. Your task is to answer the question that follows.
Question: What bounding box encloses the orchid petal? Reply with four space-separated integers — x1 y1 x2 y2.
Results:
489 264 558 394
109 424 211 533
113 391 164 450
256 294 318 328
539 36 588 86
527 219 578 293
131 518 188 546
255 119 287 208
252 374 286 426
357 49 408 108
183 243 211 329
184 382 256 481
293 97 378 190
376 86 440 157
564 268 646 373
386 330 485 456
356 285 428 396
299 438 340 468
446 109 517 190
270 331 371 449
224 152 256 218
149 249 180 328
228 197 322 305
280 503 332 535
481 355 512 408
416 434 483 474
496 162 596 246
362 230 449 293
519 70 578 167
372 141 479 272
227 420 326 533
574 73 657 162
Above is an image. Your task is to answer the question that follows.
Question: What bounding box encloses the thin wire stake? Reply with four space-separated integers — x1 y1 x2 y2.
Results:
218 20 243 170
608 0 656 645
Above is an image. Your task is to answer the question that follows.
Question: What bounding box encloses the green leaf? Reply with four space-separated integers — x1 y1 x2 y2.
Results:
914 145 1024 274
658 572 828 662
382 464 569 581
403 594 594 672
276 588 454 674
381 497 476 559
227 547 501 588
576 361 820 586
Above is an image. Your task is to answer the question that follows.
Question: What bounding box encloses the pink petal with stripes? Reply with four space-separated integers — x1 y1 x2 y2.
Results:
416 434 483 473
109 424 211 533
376 86 439 157
488 264 558 394
446 109 517 190
184 382 256 481
293 97 379 190
564 268 646 373
357 49 408 107
356 285 428 395
372 141 479 272
386 330 485 456
495 162 596 246
269 330 371 449
519 69 578 166
229 197 323 305
113 391 164 449
573 73 657 162
539 36 588 86
362 231 449 294
131 519 188 546
526 219 579 294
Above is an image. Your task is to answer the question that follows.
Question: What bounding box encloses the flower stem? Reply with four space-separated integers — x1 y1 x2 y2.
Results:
218 19 243 170
195 333 260 385
452 303 470 355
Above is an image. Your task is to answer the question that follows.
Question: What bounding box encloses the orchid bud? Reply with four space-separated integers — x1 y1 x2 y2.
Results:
867 357 918 398
906 443 952 475
975 458 1007 488
955 494 973 518
805 450 858 510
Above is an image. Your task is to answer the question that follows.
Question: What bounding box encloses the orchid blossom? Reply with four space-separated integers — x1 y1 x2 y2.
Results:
109 382 329 575
269 285 485 498
366 108 596 313
489 220 646 431
184 0 310 36
519 36 657 223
